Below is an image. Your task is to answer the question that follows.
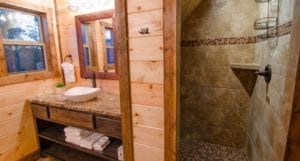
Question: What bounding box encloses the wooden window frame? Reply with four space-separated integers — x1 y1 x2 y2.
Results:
101 22 115 71
0 3 59 86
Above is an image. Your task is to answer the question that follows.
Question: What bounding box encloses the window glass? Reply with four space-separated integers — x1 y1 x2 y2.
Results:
82 24 87 44
0 8 41 42
105 27 113 46
106 48 114 64
105 27 114 64
0 7 46 74
4 45 45 73
84 47 90 66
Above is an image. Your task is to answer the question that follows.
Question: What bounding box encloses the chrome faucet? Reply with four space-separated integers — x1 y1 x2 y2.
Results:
91 71 97 88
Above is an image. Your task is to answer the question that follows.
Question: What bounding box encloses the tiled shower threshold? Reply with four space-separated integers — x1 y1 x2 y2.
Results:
180 140 248 161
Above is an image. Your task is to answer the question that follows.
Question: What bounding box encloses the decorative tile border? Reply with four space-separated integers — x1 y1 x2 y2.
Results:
181 21 292 47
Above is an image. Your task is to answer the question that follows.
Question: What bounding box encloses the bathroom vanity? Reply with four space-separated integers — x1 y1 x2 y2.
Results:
29 93 121 161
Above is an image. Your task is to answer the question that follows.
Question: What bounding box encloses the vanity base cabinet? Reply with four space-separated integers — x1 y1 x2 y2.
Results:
31 104 122 161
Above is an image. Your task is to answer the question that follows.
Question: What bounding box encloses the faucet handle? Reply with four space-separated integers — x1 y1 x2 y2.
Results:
91 71 96 78
255 64 272 84
89 70 97 88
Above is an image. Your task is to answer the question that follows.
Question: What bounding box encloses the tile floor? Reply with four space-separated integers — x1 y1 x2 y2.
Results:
180 140 248 161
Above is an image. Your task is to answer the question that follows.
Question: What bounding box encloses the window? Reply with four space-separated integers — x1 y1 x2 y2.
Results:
82 24 91 67
0 5 58 85
104 27 115 65
0 7 46 74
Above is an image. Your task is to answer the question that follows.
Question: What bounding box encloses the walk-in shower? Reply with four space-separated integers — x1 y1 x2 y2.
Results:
180 0 295 160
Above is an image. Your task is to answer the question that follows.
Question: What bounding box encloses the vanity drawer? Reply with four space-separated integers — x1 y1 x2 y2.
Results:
31 104 49 119
49 108 94 129
95 116 122 139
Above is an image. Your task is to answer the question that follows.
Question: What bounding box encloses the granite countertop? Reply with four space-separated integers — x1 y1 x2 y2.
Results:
29 92 121 118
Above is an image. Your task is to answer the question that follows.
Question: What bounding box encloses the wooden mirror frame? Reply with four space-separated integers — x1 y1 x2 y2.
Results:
75 9 118 80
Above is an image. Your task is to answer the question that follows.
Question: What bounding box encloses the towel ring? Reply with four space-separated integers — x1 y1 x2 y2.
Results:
64 54 73 64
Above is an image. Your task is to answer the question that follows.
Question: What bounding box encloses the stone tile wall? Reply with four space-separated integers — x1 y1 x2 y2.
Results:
181 1 297 156
246 0 298 161
181 0 259 148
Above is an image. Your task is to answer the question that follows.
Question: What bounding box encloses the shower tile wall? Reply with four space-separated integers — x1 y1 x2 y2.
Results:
181 0 259 148
246 0 297 161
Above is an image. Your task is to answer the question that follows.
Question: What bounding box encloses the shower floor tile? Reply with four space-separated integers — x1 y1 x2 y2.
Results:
180 140 248 161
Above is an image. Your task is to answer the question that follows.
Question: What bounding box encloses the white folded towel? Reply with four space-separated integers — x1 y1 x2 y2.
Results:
64 126 91 136
65 131 93 138
93 136 111 151
66 136 82 144
118 145 124 161
80 133 104 150
66 133 91 144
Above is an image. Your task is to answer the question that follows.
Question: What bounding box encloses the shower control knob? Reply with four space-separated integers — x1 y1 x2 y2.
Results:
255 64 272 84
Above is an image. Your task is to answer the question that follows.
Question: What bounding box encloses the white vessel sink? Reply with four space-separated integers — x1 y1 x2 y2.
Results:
64 87 100 102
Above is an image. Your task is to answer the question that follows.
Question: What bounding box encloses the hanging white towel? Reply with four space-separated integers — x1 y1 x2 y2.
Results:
61 62 76 83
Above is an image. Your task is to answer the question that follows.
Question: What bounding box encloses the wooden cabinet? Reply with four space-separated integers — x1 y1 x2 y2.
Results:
31 103 122 161
95 116 122 139
32 103 49 119
49 107 94 129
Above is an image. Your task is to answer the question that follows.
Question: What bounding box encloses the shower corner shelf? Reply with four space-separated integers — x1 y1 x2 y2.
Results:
230 63 260 96
230 63 260 71
254 17 278 30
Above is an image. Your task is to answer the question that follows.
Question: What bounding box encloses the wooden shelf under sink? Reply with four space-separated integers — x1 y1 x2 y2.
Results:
42 143 102 161
39 125 121 161
230 63 260 71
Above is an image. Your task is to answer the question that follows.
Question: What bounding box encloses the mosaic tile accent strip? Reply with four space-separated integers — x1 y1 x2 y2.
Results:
180 140 248 161
181 21 292 47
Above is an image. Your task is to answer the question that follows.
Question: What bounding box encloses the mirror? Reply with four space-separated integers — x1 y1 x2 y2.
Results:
75 9 118 79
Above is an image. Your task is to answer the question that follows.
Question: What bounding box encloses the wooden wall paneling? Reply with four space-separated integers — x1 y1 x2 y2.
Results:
0 114 34 137
131 83 164 107
127 0 163 14
130 61 164 84
127 9 163 38
132 104 164 129
0 72 56 86
133 125 164 149
0 119 37 153
127 0 165 159
0 106 38 161
116 0 135 160
134 143 164 161
163 0 181 161
0 103 30 122
129 36 164 61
